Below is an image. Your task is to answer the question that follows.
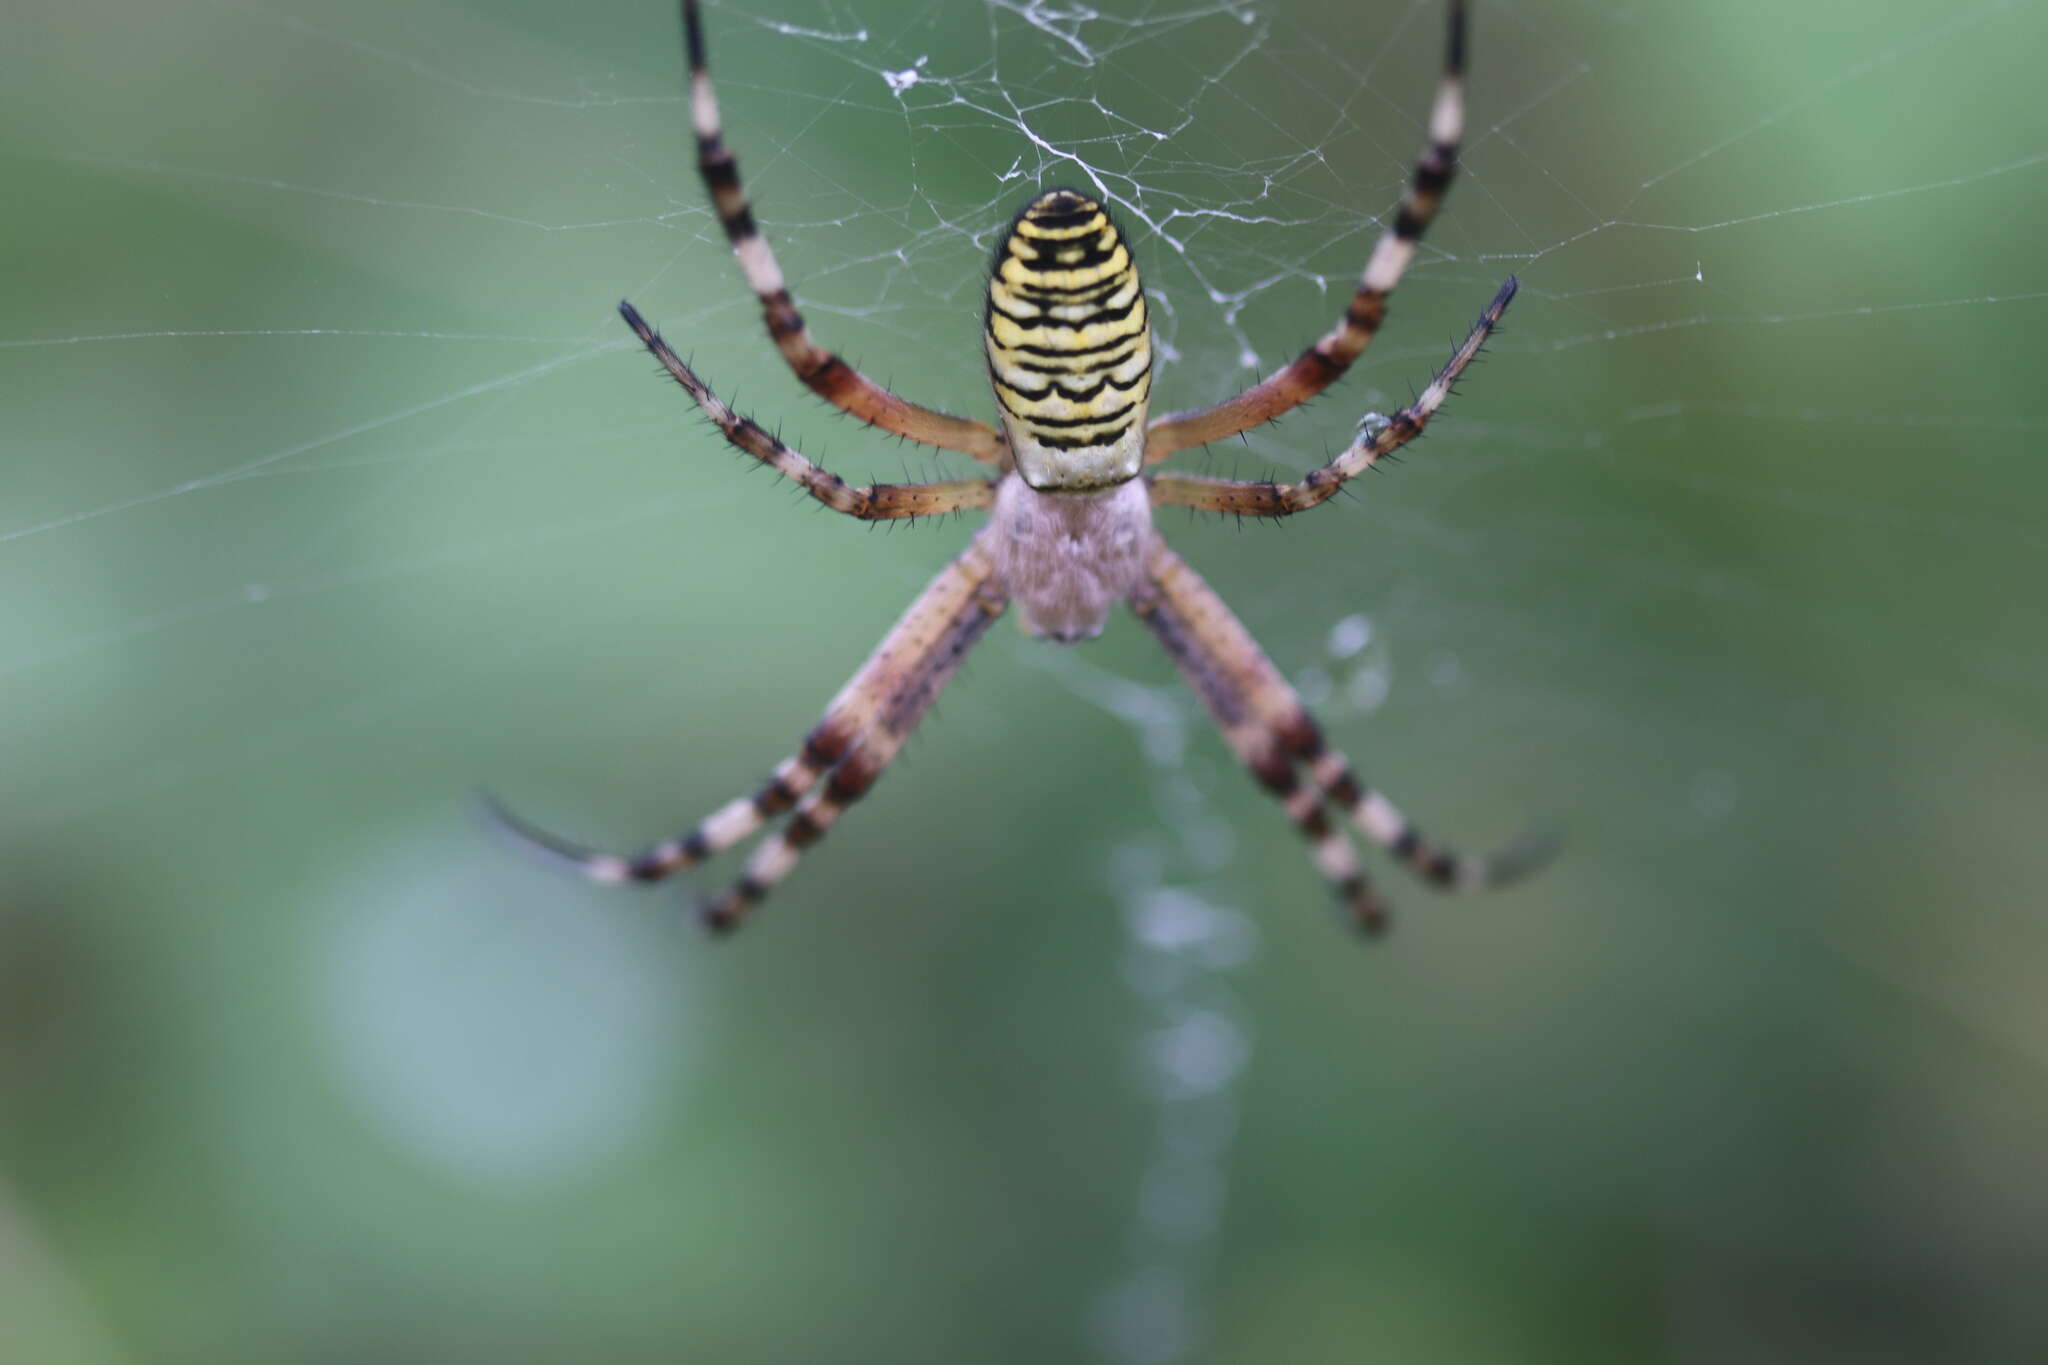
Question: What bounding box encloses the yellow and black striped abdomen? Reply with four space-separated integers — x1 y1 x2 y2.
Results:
985 190 1152 491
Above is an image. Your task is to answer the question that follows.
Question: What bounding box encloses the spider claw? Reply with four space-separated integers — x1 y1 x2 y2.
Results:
477 792 639 885
1478 825 1565 888
1335 874 1392 936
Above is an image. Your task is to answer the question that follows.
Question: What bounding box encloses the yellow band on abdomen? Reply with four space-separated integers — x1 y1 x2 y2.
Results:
984 190 1152 481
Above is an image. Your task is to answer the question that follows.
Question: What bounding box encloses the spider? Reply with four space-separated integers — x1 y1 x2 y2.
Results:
489 0 1554 936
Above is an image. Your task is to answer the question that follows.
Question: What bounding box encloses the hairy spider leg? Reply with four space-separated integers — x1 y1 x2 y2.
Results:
486 536 1002 886
1141 542 1556 918
621 303 997 520
1131 574 1387 931
1146 278 1514 517
673 0 1008 464
701 563 1011 932
1143 0 1473 461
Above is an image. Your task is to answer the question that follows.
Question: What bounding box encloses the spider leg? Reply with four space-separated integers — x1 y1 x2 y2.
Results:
667 0 1008 466
1132 572 1386 932
1147 277 1512 518
622 303 997 520
486 535 1002 887
1143 0 1472 462
701 570 1011 932
1141 539 1555 917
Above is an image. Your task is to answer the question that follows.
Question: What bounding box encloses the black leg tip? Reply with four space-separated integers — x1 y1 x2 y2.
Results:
682 0 707 69
1486 825 1564 888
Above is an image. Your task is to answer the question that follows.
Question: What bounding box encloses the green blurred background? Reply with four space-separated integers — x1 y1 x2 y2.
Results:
5 0 2045 1361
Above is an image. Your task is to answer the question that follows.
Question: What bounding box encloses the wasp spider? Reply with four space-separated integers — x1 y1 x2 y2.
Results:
490 0 1555 935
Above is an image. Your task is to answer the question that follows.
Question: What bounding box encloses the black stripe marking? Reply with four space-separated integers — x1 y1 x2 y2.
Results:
1003 338 1147 374
700 155 739 190
824 761 873 803
1052 293 1143 328
1012 240 1121 271
1001 332 1145 360
1010 276 1130 305
684 0 709 69
995 368 1149 405
987 293 1045 323
1031 422 1137 450
629 852 676 881
803 727 851 765
1024 206 1102 229
995 391 1141 427
993 292 1144 332
1343 298 1384 328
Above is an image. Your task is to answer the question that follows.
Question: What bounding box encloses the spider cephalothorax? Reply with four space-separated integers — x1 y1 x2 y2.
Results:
490 0 1554 935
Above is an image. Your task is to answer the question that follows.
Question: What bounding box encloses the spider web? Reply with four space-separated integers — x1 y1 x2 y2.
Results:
4 0 2047 1361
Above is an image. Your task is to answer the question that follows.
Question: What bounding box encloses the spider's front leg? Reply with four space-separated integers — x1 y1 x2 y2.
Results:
1147 277 1513 519
673 0 1008 465
621 303 997 520
1143 0 1475 461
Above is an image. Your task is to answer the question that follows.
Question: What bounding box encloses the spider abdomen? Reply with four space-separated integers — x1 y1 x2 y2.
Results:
985 190 1153 492
992 474 1152 642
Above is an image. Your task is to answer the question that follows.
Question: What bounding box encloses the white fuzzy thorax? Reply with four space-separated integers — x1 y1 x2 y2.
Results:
991 474 1152 642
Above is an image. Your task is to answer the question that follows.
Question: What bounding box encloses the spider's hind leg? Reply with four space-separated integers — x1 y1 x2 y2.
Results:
1283 714 1561 893
1140 539 1554 930
1131 576 1386 932
486 533 1006 921
701 570 1011 932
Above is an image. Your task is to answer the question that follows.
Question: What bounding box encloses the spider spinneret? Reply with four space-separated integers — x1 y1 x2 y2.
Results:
488 0 1555 937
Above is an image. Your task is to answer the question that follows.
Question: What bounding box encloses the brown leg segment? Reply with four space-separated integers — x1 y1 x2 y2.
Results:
622 303 997 520
1142 539 1555 914
701 572 1010 932
485 535 1003 888
1144 0 1473 462
1131 569 1386 933
1147 276 1513 518
672 0 1008 465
